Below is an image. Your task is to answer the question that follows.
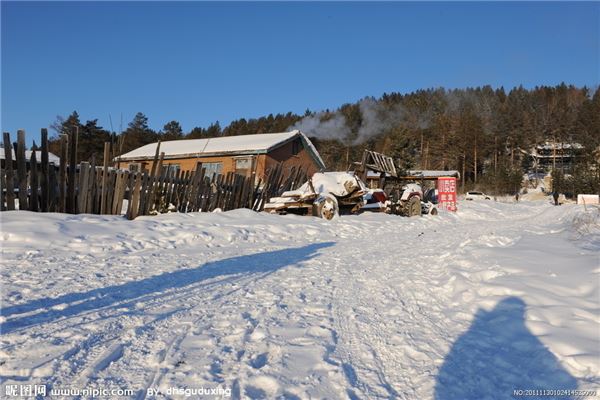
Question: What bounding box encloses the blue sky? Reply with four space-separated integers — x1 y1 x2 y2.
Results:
2 1 599 146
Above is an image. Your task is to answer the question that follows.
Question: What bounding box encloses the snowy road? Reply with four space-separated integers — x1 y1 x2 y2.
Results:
1 201 599 399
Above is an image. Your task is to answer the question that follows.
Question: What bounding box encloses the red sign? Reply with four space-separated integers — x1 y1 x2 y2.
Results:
437 177 457 212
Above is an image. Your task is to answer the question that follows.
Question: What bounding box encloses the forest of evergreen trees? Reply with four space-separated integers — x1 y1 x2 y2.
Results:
48 84 600 195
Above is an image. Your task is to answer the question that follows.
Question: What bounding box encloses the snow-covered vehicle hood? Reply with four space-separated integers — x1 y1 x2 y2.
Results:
283 172 367 199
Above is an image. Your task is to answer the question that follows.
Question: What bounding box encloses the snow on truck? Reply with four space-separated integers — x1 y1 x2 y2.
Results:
263 172 367 220
264 150 437 219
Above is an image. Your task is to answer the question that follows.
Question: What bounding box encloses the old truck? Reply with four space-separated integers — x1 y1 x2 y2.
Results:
354 150 437 217
263 171 367 220
264 150 439 219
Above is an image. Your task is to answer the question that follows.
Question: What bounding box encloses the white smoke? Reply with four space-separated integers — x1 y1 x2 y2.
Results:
290 111 351 142
291 97 414 145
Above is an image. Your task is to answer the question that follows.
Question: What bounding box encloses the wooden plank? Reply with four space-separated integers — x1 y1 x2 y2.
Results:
231 173 240 210
0 167 5 211
87 157 96 213
76 161 85 213
78 162 90 213
252 177 263 211
192 165 206 211
125 172 134 218
106 169 117 214
149 141 161 178
153 164 168 213
225 173 236 210
145 152 164 215
184 165 197 212
100 142 110 214
211 174 223 211
58 134 68 213
171 169 180 209
128 172 143 220
66 127 78 213
164 168 175 207
177 170 191 212
188 164 204 212
234 174 244 209
48 161 58 211
40 128 49 212
198 173 210 212
244 175 254 209
138 171 150 216
86 163 95 213
16 130 28 210
240 176 249 209
227 172 236 210
3 132 15 210
220 172 232 210
112 171 128 215
110 171 122 215
179 170 190 212
197 169 208 212
29 143 39 211
118 171 129 215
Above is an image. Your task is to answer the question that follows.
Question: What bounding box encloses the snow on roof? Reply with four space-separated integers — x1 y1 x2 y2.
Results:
0 148 60 165
535 142 583 150
118 131 286 159
366 170 392 178
116 130 325 170
407 170 461 178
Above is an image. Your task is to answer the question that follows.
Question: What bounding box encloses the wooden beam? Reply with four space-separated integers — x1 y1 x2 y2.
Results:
3 132 15 210
16 130 28 210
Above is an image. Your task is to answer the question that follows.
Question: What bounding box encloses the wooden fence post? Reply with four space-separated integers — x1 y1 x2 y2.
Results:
40 128 49 212
100 142 110 214
3 132 15 210
16 130 28 210
59 134 68 213
66 126 78 213
29 143 39 211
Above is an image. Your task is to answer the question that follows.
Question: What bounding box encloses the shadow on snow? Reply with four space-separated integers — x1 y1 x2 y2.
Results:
435 297 578 400
1 242 334 334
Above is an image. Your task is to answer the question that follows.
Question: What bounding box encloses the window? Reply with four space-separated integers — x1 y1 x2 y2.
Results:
235 158 251 170
203 162 222 178
234 157 252 177
292 139 301 155
166 164 180 174
128 163 141 172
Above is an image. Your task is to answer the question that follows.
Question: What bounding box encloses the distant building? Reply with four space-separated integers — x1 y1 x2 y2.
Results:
0 148 60 167
114 130 325 180
526 141 584 173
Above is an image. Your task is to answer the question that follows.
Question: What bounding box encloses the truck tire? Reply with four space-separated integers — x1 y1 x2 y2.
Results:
313 194 339 220
407 196 421 217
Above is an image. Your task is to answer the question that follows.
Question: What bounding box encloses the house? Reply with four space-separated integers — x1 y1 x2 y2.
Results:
525 141 584 173
0 148 61 168
114 130 325 180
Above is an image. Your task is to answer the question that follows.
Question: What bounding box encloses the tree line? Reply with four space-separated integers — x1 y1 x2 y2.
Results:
47 83 599 195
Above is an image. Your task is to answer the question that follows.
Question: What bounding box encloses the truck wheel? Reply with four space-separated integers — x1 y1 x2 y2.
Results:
407 196 421 217
313 194 339 220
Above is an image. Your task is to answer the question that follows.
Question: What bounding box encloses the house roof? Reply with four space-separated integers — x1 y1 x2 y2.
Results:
0 148 61 165
407 170 461 179
115 130 326 169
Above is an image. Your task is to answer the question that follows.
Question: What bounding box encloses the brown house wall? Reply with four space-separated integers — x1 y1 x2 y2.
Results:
116 154 266 176
265 140 321 177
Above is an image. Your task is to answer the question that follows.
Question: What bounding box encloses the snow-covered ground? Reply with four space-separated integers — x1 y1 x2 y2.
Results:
1 200 598 399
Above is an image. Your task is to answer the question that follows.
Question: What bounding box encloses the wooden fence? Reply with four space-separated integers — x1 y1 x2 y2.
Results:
0 129 308 219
